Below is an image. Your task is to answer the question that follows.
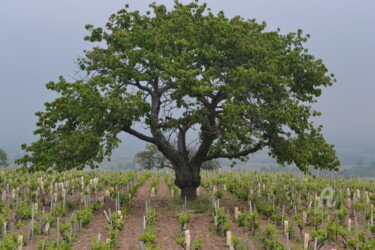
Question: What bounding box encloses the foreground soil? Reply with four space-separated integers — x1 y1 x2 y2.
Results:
151 180 226 249
117 178 227 249
153 178 181 249
72 199 116 249
116 178 153 249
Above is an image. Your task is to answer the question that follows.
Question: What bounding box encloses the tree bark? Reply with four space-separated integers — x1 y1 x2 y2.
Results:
175 165 200 200
181 186 197 201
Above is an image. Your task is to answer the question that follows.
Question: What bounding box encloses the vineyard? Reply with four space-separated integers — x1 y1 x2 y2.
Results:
0 169 374 250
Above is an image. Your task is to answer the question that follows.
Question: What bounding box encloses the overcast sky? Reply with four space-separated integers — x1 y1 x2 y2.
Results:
1 0 374 161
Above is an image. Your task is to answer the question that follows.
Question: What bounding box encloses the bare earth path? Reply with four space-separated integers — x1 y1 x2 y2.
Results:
118 177 227 250
153 179 180 250
218 192 256 249
186 190 227 250
116 178 152 249
155 181 226 250
71 199 116 250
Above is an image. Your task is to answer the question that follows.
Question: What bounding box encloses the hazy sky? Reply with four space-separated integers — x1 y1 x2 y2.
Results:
1 0 374 159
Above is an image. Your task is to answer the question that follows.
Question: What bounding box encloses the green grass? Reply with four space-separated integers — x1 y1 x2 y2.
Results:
163 195 212 214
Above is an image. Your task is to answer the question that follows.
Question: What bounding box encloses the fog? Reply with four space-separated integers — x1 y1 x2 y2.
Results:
1 0 374 165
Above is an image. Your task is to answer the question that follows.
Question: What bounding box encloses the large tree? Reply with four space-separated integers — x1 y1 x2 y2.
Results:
17 1 340 200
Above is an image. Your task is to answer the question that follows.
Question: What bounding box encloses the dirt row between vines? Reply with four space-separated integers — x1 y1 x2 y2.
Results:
115 178 227 249
116 178 153 249
71 199 116 249
153 179 227 249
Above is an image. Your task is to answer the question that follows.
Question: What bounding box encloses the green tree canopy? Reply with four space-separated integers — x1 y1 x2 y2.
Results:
16 1 340 199
0 148 8 167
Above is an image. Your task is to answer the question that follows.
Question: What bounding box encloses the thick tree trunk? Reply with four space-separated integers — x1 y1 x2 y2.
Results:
181 186 197 201
175 165 200 200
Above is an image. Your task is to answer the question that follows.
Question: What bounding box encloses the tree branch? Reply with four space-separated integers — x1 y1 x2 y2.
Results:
157 164 174 170
189 93 224 167
122 126 159 145
129 79 153 95
177 126 189 161
189 124 217 167
204 141 265 161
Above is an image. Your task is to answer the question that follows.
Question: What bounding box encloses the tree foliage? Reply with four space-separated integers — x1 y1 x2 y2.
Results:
16 1 340 198
135 144 170 170
0 148 8 167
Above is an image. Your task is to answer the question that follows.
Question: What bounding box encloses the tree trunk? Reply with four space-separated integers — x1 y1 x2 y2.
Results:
175 165 200 200
181 186 197 201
